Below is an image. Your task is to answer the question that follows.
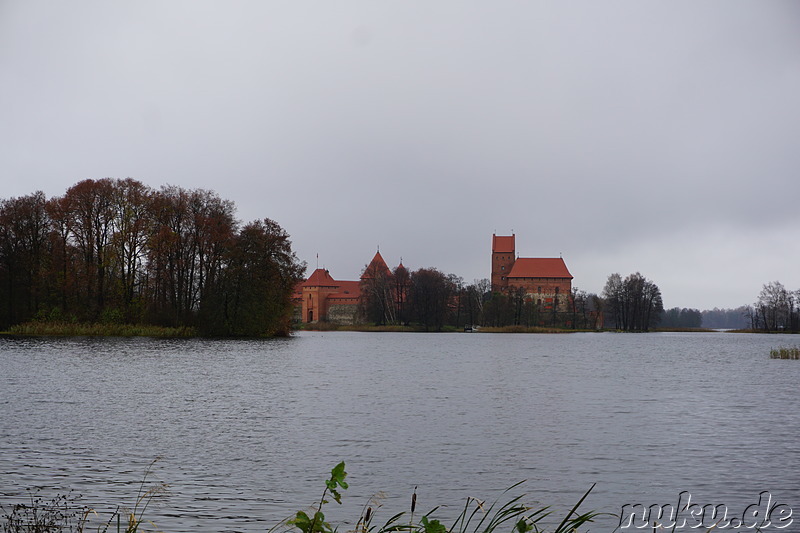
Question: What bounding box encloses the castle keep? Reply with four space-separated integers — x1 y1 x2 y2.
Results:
491 234 573 312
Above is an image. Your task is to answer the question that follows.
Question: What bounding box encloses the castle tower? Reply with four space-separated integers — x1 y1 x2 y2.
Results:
301 268 339 323
361 251 392 280
491 234 516 292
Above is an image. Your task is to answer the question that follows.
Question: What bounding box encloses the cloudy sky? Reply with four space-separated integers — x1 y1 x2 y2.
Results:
2 2 799 310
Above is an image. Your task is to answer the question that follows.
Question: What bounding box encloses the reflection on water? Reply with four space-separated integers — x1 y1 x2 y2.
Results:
1 332 799 532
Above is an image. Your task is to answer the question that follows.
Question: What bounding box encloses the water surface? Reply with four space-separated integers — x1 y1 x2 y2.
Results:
1 332 798 531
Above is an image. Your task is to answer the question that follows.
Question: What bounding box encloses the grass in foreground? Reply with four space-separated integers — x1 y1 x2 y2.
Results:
6 321 195 338
2 462 602 533
1 459 167 533
770 346 800 359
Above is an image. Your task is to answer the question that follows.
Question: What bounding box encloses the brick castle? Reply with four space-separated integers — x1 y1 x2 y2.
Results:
294 234 574 323
491 233 573 312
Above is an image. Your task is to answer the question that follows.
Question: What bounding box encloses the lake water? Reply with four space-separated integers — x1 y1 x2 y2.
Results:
1 331 798 532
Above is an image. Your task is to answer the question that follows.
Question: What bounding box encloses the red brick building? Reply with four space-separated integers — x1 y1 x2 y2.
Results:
296 268 360 324
491 234 573 312
294 251 397 324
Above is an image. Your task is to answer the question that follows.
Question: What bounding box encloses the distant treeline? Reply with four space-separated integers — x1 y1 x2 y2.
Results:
660 307 702 328
700 307 749 329
630 307 748 330
0 179 305 335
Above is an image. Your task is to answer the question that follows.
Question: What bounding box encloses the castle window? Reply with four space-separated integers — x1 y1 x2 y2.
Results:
501 266 505 271
537 286 541 294
555 287 559 295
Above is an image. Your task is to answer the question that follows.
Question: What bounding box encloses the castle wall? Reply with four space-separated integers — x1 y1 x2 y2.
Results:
508 277 572 297
507 277 573 313
327 303 358 325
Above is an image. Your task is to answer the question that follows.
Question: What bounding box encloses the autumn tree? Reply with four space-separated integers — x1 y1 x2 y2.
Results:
360 263 396 325
393 263 411 325
448 274 466 329
64 178 116 318
199 218 305 336
0 192 52 326
463 278 490 327
748 281 798 332
146 186 236 326
107 178 153 320
570 287 592 329
408 267 455 331
45 194 77 316
1 180 302 336
482 291 515 327
602 272 663 331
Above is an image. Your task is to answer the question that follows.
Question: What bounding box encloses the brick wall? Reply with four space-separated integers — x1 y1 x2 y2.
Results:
327 303 358 325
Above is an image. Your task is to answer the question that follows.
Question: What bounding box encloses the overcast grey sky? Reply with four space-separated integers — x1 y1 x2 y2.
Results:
2 1 799 310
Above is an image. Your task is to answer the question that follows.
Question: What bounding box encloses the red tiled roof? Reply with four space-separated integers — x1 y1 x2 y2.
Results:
508 258 572 279
302 268 339 287
492 234 515 253
328 280 361 301
361 251 391 279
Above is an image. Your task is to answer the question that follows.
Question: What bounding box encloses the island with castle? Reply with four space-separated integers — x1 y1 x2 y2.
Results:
293 234 574 326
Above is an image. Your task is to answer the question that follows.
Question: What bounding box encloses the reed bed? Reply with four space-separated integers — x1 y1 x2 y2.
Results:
653 327 716 333
6 321 195 338
477 325 580 334
299 323 440 333
770 346 800 359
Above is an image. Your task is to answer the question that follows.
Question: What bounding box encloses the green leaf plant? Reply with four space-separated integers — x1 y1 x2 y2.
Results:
286 462 349 533
281 463 602 533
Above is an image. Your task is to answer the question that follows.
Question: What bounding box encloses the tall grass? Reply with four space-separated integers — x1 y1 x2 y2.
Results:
477 326 580 334
3 462 603 533
1 459 167 533
273 463 602 533
6 321 196 337
770 346 800 359
298 323 440 333
652 327 716 333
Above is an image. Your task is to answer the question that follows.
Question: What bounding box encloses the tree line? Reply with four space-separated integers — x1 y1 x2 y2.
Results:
0 179 305 335
358 268 668 332
659 307 702 329
700 307 748 330
745 281 800 332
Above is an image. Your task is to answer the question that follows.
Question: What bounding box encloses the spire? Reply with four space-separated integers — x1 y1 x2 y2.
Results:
362 250 391 280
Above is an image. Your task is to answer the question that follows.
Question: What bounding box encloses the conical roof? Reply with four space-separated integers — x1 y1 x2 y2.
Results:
361 251 392 280
302 268 338 287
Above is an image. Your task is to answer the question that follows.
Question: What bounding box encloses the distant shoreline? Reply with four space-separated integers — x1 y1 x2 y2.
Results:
2 321 793 338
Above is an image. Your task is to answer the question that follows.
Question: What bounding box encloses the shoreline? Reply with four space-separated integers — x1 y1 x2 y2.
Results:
3 321 795 338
